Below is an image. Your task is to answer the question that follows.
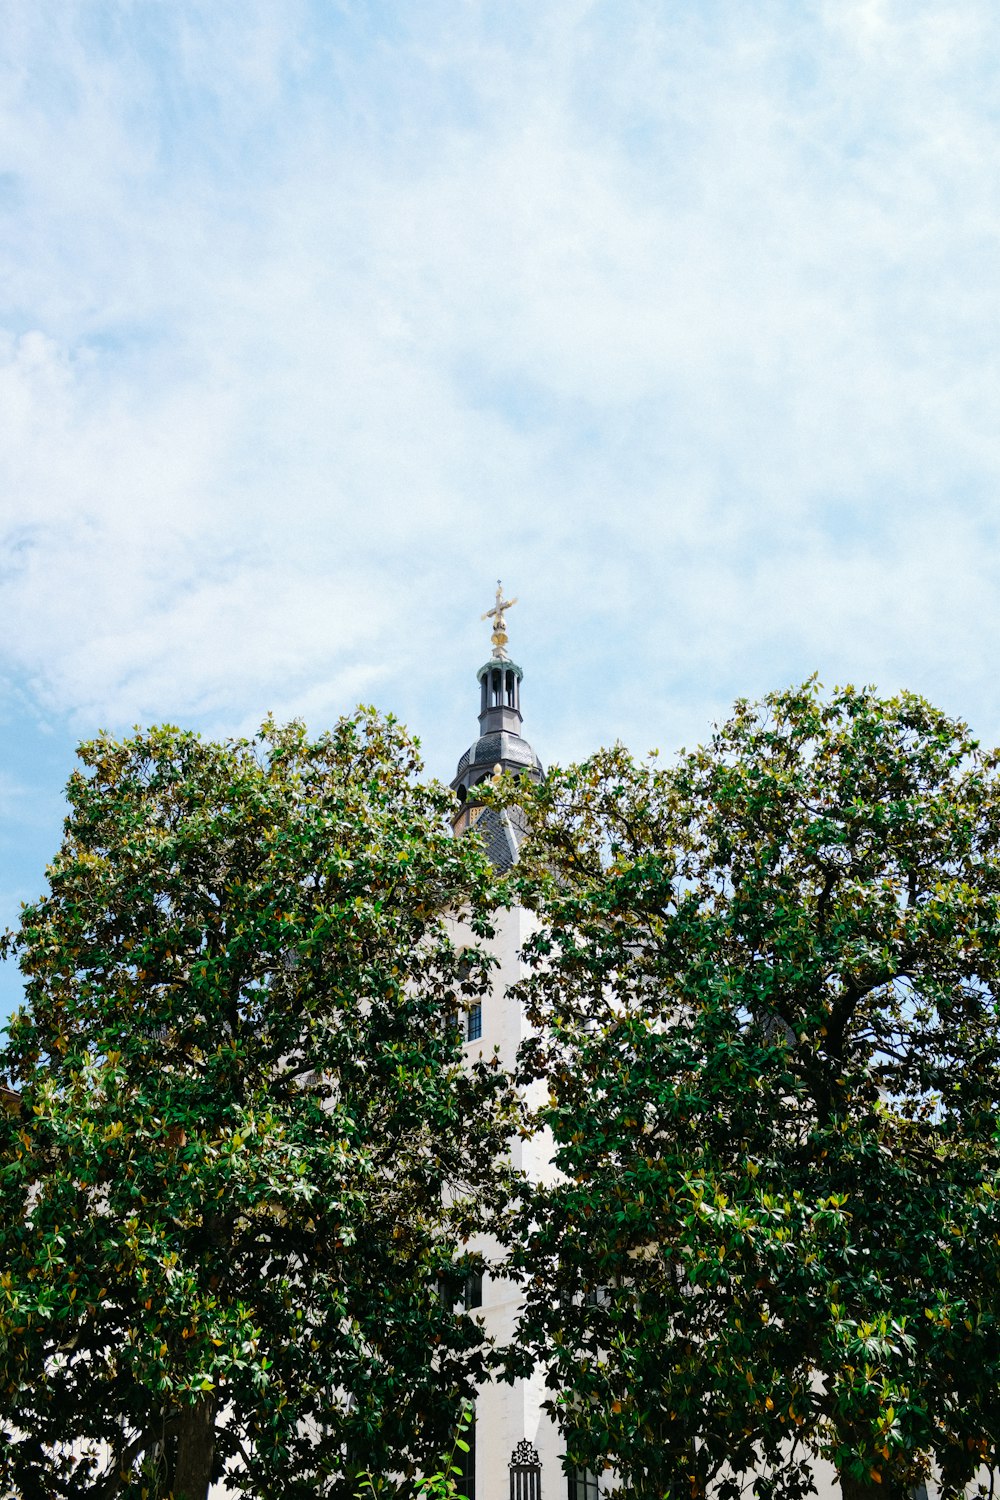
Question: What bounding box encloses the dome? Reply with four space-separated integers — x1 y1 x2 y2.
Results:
450 633 543 859
453 730 543 789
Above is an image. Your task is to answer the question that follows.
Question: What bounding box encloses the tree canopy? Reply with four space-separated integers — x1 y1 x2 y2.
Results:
0 712 517 1500
499 682 1000 1500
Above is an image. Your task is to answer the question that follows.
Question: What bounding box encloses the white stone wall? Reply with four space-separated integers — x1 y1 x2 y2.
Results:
457 903 565 1500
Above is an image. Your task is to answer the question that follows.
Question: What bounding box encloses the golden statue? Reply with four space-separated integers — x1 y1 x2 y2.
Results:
482 580 517 659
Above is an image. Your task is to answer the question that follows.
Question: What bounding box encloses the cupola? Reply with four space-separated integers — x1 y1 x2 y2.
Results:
451 583 543 864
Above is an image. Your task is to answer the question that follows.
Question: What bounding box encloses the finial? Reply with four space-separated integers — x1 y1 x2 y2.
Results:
481 580 518 660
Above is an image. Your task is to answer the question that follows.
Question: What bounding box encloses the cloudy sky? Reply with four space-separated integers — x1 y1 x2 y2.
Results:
2 0 1000 1018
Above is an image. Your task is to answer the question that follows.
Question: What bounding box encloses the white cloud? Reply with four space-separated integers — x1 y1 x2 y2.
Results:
0 0 998 785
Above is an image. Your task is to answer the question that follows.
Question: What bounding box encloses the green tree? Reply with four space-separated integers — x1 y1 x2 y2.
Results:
499 682 1000 1500
0 712 517 1500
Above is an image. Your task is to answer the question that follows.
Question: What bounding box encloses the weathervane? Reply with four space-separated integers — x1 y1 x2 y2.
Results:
482 580 517 660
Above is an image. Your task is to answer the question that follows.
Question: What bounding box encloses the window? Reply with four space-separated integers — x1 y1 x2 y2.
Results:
466 1002 482 1042
439 1266 483 1312
510 1442 541 1500
560 1285 611 1312
567 1470 600 1500
464 1271 483 1309
584 1285 610 1307
456 1409 476 1500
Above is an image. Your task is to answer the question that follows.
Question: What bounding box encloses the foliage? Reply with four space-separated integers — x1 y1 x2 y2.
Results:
357 1399 474 1500
0 712 516 1500
497 682 1000 1500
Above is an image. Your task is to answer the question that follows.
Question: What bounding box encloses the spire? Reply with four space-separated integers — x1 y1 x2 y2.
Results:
451 585 543 860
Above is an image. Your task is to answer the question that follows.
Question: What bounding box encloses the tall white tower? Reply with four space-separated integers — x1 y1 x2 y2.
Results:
448 587 564 1500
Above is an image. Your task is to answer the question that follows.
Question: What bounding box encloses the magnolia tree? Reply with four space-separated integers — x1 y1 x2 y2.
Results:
0 713 517 1500
498 683 1000 1500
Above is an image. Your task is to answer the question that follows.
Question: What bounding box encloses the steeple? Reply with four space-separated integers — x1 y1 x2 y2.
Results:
476 582 524 737
451 583 543 859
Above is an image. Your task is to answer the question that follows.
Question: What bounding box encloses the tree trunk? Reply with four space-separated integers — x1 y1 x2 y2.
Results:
172 1394 217 1500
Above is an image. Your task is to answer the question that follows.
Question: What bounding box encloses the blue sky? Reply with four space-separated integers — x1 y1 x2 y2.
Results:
3 0 1000 1021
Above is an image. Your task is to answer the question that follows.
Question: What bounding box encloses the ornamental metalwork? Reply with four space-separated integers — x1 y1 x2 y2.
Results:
482 580 518 660
509 1440 542 1500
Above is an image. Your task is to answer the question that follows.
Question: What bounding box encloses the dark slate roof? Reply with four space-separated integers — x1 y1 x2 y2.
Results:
451 731 542 789
472 805 530 872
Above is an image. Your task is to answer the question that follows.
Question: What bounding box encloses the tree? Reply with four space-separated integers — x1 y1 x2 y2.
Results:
499 682 1000 1500
0 712 517 1500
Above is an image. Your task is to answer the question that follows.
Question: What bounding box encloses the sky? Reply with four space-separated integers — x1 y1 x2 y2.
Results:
2 0 1000 1020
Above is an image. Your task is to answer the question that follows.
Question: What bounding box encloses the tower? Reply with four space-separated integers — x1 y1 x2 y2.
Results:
451 582 543 865
448 586 559 1500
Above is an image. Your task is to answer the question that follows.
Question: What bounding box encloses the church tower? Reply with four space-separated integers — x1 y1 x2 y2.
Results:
451 583 543 865
448 586 560 1500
